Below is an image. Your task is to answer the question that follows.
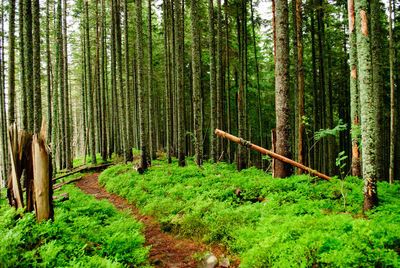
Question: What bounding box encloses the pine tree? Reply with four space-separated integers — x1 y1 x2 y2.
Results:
24 0 34 132
371 0 385 180
190 0 202 166
348 0 361 177
136 0 148 170
148 0 157 160
114 0 130 162
208 0 217 163
236 1 246 171
86 0 97 165
46 0 52 143
250 0 263 168
274 0 292 178
33 0 41 133
216 0 223 160
389 0 395 184
63 0 72 167
225 0 231 164
8 0 16 125
163 0 172 164
19 0 27 129
355 0 378 210
175 0 185 167
100 0 107 161
296 0 305 171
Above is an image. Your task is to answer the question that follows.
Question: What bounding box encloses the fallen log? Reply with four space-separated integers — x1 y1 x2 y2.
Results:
53 193 69 202
53 163 114 182
215 129 331 181
56 164 84 174
53 176 82 190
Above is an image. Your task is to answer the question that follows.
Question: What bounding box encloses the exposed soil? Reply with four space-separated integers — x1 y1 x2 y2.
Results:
75 172 240 268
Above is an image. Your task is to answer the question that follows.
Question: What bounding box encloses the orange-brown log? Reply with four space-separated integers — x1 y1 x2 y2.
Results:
215 129 331 181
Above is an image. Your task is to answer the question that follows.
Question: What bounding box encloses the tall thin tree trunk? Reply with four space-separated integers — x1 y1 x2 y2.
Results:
163 0 172 163
348 0 361 177
297 0 305 171
24 0 34 132
148 0 157 160
225 0 231 164
250 0 263 169
63 0 71 167
274 0 292 178
371 0 385 180
355 0 378 210
86 0 97 165
46 0 52 143
123 0 132 160
114 0 130 162
208 0 217 163
136 0 148 170
389 0 395 184
19 0 27 129
33 0 41 133
8 0 16 125
191 0 202 166
100 0 107 161
175 0 185 167
216 0 224 161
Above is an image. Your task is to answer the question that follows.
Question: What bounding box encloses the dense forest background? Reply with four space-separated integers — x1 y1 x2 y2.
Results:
0 0 399 209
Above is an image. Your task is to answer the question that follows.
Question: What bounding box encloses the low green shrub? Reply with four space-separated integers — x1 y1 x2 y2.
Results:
0 185 149 267
99 157 400 267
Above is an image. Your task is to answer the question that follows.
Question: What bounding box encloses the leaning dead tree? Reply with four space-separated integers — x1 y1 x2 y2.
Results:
7 121 54 222
215 129 331 181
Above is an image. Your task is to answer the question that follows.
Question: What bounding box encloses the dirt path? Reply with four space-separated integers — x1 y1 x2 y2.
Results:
75 172 239 268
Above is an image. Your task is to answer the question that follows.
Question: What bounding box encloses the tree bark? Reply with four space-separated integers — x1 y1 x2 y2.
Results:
348 0 361 177
86 0 97 165
208 0 217 163
148 0 157 160
389 0 395 184
136 0 148 170
296 0 305 172
24 0 34 132
191 0 203 166
63 0 71 168
274 0 292 178
8 0 16 125
355 0 378 210
175 0 185 167
371 0 385 180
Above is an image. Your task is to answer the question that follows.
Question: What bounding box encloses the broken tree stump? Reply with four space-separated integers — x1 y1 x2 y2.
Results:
32 122 54 222
7 124 25 210
215 129 331 181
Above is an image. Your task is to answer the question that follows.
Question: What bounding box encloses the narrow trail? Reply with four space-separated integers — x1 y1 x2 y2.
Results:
75 172 239 268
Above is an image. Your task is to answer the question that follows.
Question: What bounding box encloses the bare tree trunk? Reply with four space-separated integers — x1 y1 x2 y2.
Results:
274 0 292 178
389 0 395 184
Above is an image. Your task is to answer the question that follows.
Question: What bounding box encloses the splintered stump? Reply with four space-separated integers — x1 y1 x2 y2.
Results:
215 129 331 181
7 124 34 211
6 120 54 222
32 131 54 222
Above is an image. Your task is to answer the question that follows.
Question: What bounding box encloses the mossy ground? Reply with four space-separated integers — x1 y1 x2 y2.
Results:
0 179 149 267
99 156 400 267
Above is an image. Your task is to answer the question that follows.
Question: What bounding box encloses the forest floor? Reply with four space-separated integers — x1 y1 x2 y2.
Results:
75 172 238 268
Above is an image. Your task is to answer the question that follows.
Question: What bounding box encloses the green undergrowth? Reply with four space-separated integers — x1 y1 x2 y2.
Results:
0 183 149 267
99 157 400 267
